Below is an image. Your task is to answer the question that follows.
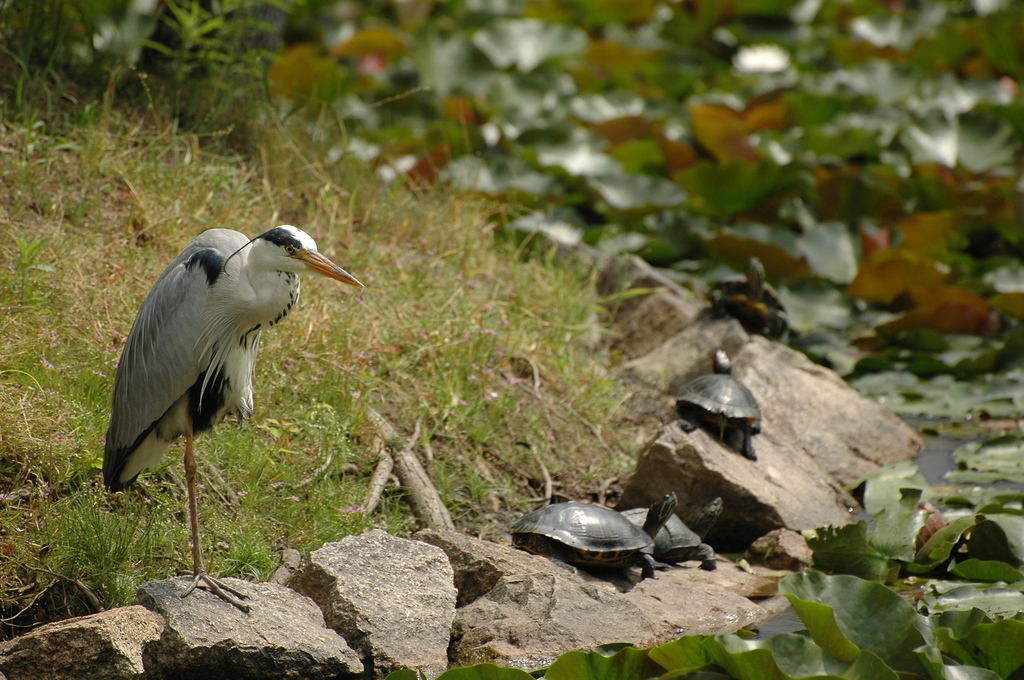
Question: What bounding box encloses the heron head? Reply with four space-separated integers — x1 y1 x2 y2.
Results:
256 225 363 287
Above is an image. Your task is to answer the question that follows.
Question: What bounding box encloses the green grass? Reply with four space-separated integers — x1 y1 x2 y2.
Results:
0 74 644 634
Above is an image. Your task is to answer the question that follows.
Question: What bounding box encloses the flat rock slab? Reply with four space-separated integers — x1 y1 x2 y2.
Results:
619 331 923 547
137 577 362 680
288 529 456 678
0 605 163 680
418 529 778 669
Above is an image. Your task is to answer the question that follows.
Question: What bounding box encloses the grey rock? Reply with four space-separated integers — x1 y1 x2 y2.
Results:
748 529 813 571
623 314 750 389
269 547 302 585
419 529 775 669
618 333 922 547
617 420 857 548
0 606 162 680
597 255 700 360
288 530 456 678
137 577 362 679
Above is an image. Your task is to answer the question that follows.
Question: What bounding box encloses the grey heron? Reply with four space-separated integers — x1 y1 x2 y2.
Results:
103 225 363 611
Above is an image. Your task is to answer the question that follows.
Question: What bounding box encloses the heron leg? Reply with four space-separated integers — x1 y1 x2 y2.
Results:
179 419 249 612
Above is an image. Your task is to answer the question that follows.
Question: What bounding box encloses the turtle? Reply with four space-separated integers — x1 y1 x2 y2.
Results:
676 350 761 460
620 497 723 571
510 492 678 580
709 257 788 339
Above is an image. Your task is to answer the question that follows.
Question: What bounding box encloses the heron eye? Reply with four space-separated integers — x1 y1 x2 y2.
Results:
285 245 296 254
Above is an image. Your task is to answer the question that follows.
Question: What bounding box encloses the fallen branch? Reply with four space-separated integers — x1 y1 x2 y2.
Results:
364 454 395 515
365 409 455 530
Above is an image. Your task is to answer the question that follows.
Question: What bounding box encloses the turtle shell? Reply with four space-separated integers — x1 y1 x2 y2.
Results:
677 374 761 423
511 501 652 568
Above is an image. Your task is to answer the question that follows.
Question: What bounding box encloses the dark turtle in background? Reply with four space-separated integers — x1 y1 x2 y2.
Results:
676 350 762 460
710 257 788 339
510 493 677 580
621 496 723 571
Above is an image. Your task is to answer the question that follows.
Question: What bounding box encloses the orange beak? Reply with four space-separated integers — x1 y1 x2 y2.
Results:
299 251 364 288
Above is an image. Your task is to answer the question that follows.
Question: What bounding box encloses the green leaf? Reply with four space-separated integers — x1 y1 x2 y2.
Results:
432 664 535 680
921 583 1024 619
803 522 900 583
949 559 1024 583
968 516 1024 566
710 633 899 679
471 19 588 72
649 634 714 673
858 460 933 516
545 645 663 680
443 156 558 197
916 644 1003 680
794 223 858 284
911 515 978 572
587 174 687 212
952 434 1024 486
871 488 927 564
779 572 924 674
939 618 1024 678
675 161 810 219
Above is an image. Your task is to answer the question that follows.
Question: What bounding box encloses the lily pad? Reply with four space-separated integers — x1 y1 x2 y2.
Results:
674 161 810 219
545 644 663 680
443 155 558 197
858 461 933 516
472 19 588 72
920 583 1024 619
779 572 925 674
949 559 1024 583
950 434 1024 486
712 633 899 680
794 222 858 284
804 522 901 583
587 174 687 212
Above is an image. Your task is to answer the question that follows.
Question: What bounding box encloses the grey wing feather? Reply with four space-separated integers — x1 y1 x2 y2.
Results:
103 230 249 482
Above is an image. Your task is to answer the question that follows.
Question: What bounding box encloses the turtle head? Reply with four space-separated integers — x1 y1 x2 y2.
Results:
745 257 765 300
712 350 732 375
690 496 724 540
642 492 678 537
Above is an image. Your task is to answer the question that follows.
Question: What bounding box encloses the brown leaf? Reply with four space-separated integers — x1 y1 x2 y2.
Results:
405 145 452 190
847 249 949 305
590 116 652 146
896 210 959 258
689 103 760 164
991 292 1024 319
657 134 699 175
704 233 810 277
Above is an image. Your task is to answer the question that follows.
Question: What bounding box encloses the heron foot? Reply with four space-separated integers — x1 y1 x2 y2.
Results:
182 571 250 612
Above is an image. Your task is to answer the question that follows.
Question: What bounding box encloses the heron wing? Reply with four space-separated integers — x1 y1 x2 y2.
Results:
103 229 250 485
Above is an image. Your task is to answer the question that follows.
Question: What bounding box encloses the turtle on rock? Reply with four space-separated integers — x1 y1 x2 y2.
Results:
510 493 677 580
620 497 723 571
709 257 788 339
676 350 762 460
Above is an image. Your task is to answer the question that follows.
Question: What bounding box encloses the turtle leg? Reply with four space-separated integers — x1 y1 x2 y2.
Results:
694 544 718 571
545 548 579 575
740 423 757 461
637 553 658 581
677 409 699 433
